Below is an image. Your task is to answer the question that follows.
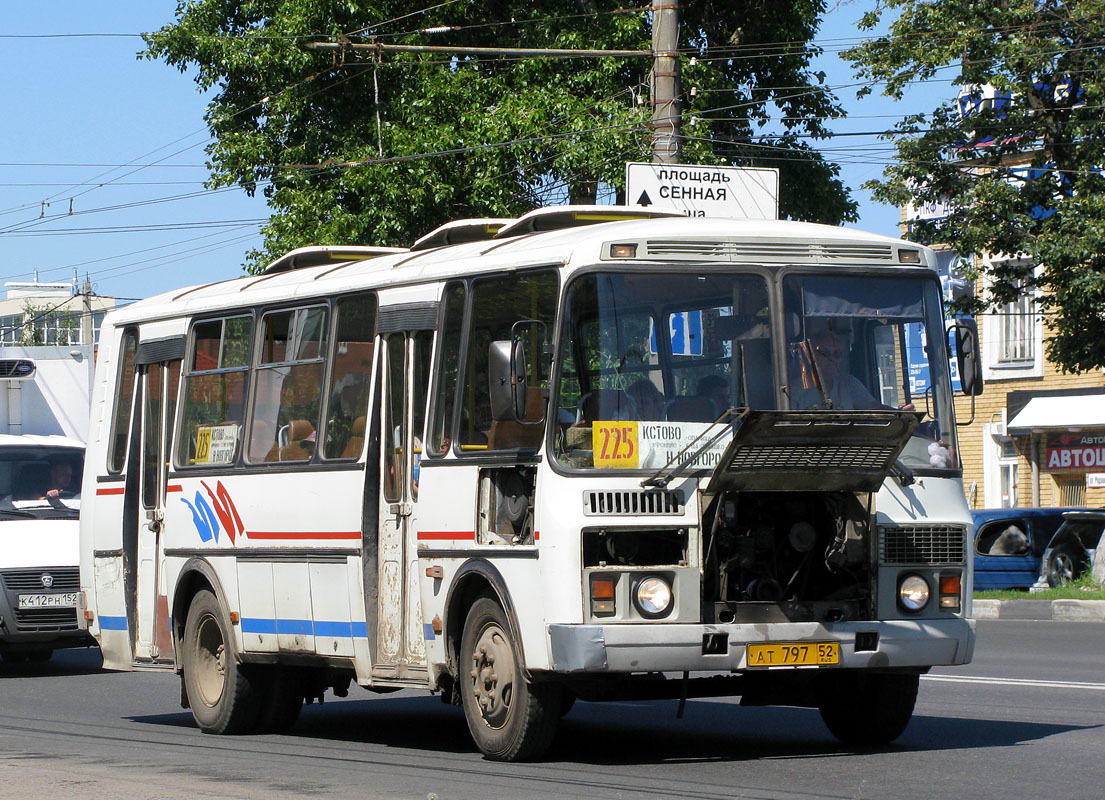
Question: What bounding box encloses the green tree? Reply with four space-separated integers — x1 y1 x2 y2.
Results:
845 0 1105 372
144 0 856 271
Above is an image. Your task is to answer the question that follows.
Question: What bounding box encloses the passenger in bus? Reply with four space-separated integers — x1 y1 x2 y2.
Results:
696 374 730 414
790 329 915 412
626 378 665 420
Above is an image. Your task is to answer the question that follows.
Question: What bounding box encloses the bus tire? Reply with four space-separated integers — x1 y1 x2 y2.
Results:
459 597 561 761
256 666 303 733
817 670 918 746
182 589 262 734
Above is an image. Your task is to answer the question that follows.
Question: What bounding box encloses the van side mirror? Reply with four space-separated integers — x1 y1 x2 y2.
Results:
953 317 983 396
489 339 527 421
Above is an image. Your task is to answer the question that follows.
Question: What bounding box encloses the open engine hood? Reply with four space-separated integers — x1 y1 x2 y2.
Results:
705 409 919 494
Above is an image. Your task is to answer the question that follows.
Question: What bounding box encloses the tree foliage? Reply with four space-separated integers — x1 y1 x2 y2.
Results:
846 0 1105 372
144 0 855 271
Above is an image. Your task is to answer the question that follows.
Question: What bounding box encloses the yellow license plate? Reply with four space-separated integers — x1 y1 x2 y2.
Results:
747 641 839 667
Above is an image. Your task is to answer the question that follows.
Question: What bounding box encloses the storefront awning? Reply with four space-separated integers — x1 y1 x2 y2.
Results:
1007 395 1105 433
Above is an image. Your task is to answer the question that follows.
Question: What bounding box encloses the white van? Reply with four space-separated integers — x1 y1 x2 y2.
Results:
0 434 93 662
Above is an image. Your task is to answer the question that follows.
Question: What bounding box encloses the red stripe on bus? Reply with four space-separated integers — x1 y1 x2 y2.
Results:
167 484 183 493
96 487 126 496
417 531 476 541
245 530 361 541
534 531 540 541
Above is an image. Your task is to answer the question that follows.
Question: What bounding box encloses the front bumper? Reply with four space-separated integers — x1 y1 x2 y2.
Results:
548 617 976 674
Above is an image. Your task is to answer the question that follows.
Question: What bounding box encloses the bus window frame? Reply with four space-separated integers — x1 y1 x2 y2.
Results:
244 302 330 466
107 326 140 475
446 267 559 459
175 312 255 470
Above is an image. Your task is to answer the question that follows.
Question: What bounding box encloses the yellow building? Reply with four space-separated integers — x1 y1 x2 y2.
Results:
950 266 1105 510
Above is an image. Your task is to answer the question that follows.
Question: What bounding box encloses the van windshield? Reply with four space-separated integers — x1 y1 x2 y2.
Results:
0 446 84 518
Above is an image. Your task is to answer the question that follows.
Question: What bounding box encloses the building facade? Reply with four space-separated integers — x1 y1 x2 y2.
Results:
0 281 115 347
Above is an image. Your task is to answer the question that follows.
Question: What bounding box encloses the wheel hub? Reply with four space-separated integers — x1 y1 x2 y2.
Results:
469 624 515 728
194 614 227 707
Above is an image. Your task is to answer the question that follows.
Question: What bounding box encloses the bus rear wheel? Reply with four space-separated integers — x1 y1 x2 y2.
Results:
817 670 919 746
182 589 262 734
459 597 561 761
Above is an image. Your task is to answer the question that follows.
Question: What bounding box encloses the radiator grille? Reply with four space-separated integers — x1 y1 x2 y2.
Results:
1 568 80 592
583 490 685 516
879 526 966 565
12 607 80 631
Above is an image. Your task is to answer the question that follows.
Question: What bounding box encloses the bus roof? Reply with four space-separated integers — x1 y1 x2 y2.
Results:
104 214 934 326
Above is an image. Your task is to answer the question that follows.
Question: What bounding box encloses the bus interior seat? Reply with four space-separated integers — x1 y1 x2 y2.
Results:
663 396 717 422
488 387 545 450
279 419 315 461
577 388 636 423
341 415 367 459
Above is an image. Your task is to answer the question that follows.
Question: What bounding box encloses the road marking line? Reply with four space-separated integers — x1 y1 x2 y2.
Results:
923 674 1105 691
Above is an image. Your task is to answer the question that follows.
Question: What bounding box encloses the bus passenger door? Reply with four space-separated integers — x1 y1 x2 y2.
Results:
373 331 431 679
134 357 180 663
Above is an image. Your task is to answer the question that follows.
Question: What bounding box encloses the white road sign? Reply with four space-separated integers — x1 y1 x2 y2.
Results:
625 162 779 219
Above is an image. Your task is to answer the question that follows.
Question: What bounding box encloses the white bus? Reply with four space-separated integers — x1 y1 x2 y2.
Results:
79 208 982 760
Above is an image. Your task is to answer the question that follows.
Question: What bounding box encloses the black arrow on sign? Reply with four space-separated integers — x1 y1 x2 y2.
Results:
636 190 652 206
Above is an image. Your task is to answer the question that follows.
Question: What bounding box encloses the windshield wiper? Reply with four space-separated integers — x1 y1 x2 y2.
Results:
641 408 748 489
0 508 36 518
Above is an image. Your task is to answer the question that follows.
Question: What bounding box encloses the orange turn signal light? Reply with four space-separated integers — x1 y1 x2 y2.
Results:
591 576 616 600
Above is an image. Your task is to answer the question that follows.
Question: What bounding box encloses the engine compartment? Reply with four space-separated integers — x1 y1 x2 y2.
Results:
702 490 875 624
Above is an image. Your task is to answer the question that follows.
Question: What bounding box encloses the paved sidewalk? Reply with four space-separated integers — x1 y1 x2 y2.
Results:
973 599 1105 621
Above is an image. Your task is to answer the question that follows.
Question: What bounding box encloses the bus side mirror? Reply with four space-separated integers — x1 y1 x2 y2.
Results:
953 317 983 396
489 339 528 421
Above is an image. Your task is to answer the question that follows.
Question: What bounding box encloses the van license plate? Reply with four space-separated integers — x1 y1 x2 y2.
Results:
747 641 839 667
18 593 78 609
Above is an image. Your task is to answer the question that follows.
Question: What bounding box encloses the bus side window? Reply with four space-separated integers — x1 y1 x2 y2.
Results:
108 328 139 473
458 270 557 453
428 282 465 456
410 330 433 494
322 293 377 460
246 305 328 464
177 315 252 468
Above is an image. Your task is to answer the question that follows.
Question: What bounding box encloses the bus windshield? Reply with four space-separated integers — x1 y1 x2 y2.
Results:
782 273 958 471
553 270 775 472
553 269 958 474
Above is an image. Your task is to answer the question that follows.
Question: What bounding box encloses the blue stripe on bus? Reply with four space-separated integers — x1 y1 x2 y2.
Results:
241 617 369 638
423 623 436 641
98 616 128 631
241 617 278 634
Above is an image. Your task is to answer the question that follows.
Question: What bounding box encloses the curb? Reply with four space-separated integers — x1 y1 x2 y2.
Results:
972 599 1105 622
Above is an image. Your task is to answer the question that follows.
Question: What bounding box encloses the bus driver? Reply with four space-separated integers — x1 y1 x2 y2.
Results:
790 329 915 412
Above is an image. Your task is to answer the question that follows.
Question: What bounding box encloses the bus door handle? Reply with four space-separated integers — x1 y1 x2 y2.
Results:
389 502 413 517
146 509 164 533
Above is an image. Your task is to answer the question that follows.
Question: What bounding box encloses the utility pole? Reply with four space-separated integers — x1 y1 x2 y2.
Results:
651 0 681 164
81 277 93 348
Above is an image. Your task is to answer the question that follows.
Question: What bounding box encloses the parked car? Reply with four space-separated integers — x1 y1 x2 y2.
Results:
972 507 1096 591
1039 511 1105 587
0 435 94 663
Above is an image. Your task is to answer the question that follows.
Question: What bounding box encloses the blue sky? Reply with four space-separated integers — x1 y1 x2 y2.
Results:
0 2 951 304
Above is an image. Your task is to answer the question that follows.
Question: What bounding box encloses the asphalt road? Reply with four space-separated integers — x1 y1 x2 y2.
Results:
1 620 1102 800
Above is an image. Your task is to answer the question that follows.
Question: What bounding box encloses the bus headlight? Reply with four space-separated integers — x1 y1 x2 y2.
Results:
634 576 673 619
898 574 930 612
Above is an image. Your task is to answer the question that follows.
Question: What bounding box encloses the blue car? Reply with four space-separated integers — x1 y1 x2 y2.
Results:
972 507 1098 591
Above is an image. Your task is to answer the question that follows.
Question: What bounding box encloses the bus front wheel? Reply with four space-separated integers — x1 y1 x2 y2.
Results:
817 670 919 746
459 597 561 761
182 589 262 734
